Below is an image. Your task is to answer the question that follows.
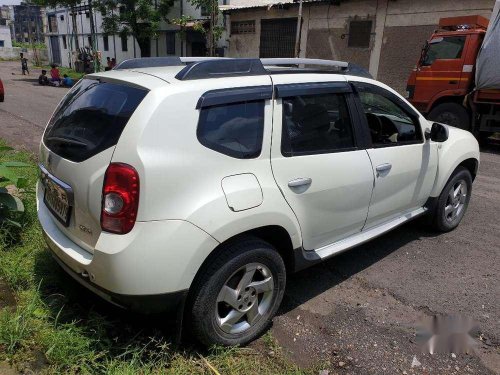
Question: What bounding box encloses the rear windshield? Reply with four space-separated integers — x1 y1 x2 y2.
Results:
43 78 148 162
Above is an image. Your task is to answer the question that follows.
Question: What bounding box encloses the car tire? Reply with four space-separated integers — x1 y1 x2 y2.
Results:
188 236 286 346
431 167 472 232
428 103 470 130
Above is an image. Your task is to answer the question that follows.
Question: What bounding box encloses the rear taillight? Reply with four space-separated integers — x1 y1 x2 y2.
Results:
101 163 139 234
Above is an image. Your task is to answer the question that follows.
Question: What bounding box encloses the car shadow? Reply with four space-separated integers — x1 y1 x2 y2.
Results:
480 141 500 155
279 219 438 314
33 249 181 345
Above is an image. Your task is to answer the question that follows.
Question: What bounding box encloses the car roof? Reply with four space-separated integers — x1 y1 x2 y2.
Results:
87 59 394 96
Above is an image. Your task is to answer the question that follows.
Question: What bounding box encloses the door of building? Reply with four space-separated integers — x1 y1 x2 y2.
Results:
50 36 61 65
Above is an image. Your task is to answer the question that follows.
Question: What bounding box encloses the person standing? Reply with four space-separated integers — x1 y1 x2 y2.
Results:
20 53 29 75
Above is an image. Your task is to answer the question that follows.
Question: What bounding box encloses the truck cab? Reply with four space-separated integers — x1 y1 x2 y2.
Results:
406 16 488 129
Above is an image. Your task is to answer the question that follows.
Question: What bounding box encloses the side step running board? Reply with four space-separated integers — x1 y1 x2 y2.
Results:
303 207 428 261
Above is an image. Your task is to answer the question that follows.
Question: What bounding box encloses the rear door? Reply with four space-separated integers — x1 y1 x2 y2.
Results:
39 78 148 253
413 35 468 105
270 76 374 251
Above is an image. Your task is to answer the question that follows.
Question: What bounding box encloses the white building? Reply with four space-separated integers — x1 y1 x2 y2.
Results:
0 25 12 48
45 0 227 68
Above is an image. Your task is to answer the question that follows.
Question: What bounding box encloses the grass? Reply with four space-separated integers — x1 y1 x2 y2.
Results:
32 65 84 80
0 142 315 374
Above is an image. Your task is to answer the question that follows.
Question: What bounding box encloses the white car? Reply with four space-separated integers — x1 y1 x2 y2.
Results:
37 57 479 346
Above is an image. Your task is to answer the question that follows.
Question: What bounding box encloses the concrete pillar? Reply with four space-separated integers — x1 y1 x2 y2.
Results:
368 0 388 79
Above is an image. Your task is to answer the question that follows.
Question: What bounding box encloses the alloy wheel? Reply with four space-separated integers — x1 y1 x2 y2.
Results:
444 179 468 224
216 263 274 334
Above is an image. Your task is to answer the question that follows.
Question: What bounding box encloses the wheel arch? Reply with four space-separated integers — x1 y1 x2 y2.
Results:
430 128 479 197
426 92 467 115
191 225 298 286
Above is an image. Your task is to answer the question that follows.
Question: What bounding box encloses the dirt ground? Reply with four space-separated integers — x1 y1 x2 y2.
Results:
0 60 499 374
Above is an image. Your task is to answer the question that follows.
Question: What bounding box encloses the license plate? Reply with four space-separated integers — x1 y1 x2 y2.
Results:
40 166 73 226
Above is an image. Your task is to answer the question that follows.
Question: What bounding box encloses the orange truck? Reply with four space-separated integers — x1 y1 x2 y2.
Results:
406 3 500 142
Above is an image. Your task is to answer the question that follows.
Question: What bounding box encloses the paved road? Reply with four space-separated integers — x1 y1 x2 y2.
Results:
0 61 68 152
0 60 498 374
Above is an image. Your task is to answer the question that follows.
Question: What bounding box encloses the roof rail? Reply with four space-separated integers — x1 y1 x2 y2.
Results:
261 58 349 69
114 57 182 70
113 56 372 79
175 58 267 80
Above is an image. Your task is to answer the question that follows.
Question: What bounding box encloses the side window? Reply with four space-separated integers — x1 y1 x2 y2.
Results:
281 93 355 156
423 36 466 66
198 101 264 159
355 84 422 146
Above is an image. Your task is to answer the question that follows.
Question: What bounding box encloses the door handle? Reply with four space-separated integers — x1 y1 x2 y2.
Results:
288 177 312 188
448 80 458 84
376 163 392 176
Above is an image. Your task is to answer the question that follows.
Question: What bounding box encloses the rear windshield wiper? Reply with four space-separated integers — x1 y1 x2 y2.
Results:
45 136 88 148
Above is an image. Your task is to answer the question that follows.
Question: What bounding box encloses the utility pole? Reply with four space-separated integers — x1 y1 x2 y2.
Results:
294 0 303 58
87 0 98 72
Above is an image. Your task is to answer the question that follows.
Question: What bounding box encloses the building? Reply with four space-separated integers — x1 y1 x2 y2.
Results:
222 0 495 93
45 0 227 68
11 2 44 43
0 25 12 48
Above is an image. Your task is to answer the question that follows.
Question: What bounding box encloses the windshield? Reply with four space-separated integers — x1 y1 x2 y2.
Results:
43 79 148 162
422 36 466 66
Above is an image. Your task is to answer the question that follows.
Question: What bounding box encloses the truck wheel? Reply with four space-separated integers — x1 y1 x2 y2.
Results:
428 103 470 130
188 237 286 346
431 167 472 232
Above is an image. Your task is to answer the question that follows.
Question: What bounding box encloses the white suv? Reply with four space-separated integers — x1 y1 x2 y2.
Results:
37 57 479 346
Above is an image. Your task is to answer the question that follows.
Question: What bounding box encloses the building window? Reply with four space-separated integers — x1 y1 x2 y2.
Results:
85 12 90 18
201 5 209 17
231 20 255 35
348 20 372 48
48 14 57 33
103 35 109 51
60 15 64 21
87 36 92 47
0 40 4 47
62 35 67 49
121 35 128 51
166 32 175 55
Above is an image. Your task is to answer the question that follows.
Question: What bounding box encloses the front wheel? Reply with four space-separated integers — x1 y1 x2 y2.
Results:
431 167 472 232
428 102 470 130
188 237 286 346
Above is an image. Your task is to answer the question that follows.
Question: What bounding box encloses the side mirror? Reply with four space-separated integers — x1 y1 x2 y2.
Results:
430 122 449 142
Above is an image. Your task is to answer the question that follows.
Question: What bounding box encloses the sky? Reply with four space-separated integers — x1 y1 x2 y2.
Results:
0 0 22 5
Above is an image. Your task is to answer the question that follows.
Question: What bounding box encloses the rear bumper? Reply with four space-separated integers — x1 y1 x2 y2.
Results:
48 245 187 314
37 183 220 310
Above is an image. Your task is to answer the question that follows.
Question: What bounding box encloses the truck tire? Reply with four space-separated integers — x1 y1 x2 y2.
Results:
430 167 472 232
188 237 286 346
428 103 470 130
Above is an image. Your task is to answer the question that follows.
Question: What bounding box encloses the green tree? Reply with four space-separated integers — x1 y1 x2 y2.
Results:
187 0 224 56
98 0 176 57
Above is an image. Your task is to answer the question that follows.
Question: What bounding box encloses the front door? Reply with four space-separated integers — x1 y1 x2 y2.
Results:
413 35 468 105
352 82 438 228
271 78 374 250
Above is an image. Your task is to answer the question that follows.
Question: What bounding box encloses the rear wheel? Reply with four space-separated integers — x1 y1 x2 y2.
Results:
428 102 470 130
431 167 472 232
189 237 286 346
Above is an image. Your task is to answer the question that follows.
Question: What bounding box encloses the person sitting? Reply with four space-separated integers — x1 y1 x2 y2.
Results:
38 70 49 85
50 64 61 83
61 74 74 87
